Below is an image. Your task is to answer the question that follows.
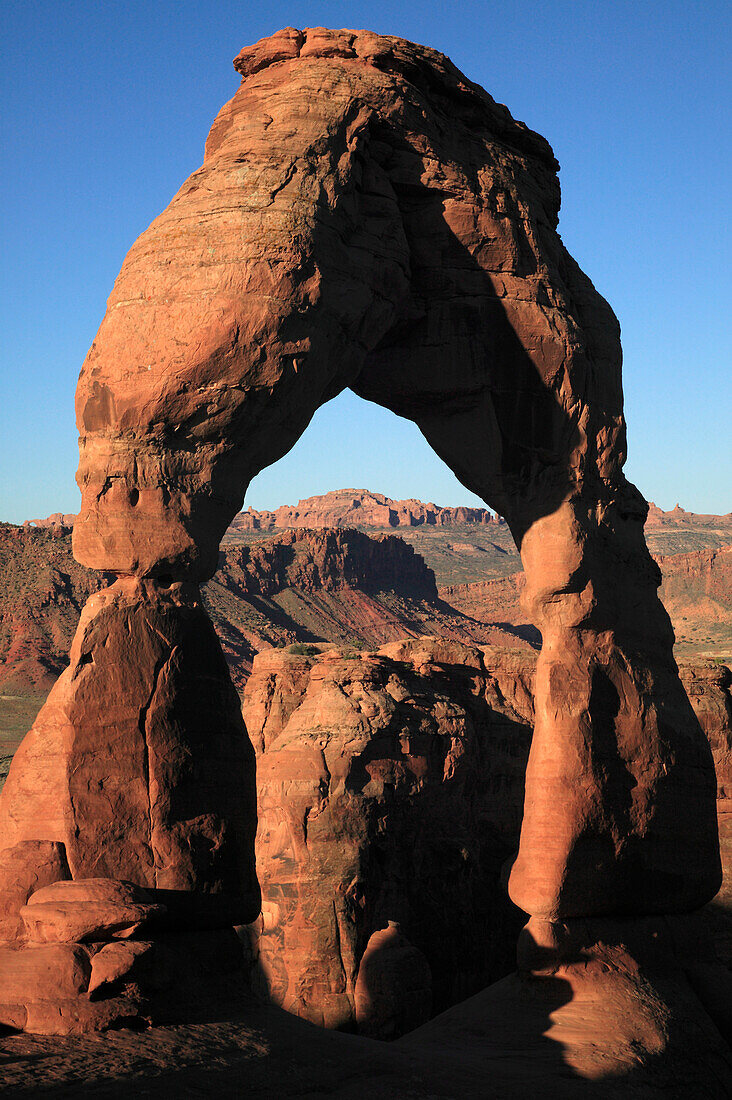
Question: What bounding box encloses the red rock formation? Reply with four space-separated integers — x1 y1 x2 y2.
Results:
646 502 732 529
442 542 732 661
656 546 732 648
680 660 732 960
67 26 719 928
243 639 536 1029
0 522 532 696
228 489 502 532
0 578 258 919
0 523 106 693
354 922 432 1039
22 514 77 530
0 579 259 1031
245 642 732 1033
207 527 534 687
2 24 725 1058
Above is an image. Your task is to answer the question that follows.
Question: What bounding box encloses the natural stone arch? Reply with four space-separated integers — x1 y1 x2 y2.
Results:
73 28 719 920
0 28 722 1036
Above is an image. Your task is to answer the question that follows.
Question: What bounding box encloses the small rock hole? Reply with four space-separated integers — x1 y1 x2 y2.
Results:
78 651 94 667
129 488 140 506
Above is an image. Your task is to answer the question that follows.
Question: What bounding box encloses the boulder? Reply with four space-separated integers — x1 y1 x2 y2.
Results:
354 921 432 1040
0 943 91 1021
20 879 165 944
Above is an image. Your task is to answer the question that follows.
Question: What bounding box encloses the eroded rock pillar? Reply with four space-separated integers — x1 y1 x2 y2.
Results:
0 579 259 1031
507 491 721 920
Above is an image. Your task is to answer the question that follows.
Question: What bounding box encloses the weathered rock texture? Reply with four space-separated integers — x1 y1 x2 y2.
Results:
206 527 534 687
354 921 432 1039
0 522 533 697
0 578 258 921
0 578 259 1031
244 642 732 1034
243 639 533 1030
67 26 720 925
0 523 108 693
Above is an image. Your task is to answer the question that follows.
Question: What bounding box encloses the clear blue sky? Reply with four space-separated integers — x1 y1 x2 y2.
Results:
1 1 729 522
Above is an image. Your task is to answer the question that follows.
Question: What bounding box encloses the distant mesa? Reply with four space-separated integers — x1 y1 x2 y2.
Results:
24 491 731 535
227 489 504 532
645 501 732 526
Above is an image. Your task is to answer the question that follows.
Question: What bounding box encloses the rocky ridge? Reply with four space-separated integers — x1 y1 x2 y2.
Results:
0 523 534 701
228 489 504 531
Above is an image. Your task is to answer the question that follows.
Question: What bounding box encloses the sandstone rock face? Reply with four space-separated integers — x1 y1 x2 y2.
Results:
206 527 534 687
680 660 732 953
216 526 438 600
0 578 259 928
0 521 533 698
245 642 732 1032
70 26 720 923
243 639 535 1029
229 489 503 532
399 916 732 1091
0 842 70 941
3 22 724 1051
0 923 247 1035
71 25 612 580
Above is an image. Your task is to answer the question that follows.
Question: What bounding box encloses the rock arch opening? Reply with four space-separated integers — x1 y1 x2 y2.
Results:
0 27 721 1041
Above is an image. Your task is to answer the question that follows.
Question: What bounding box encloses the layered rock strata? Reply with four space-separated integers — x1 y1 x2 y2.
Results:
228 489 503 532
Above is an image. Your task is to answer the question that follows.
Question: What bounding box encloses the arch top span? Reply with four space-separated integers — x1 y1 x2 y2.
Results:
71 27 720 923
74 25 621 580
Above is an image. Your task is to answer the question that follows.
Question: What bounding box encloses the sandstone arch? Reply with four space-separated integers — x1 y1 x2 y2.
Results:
0 28 721 1034
73 27 720 919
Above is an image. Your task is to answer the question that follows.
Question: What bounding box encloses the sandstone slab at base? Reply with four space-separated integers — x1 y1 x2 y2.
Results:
398 960 732 1095
20 879 166 944
0 928 248 1036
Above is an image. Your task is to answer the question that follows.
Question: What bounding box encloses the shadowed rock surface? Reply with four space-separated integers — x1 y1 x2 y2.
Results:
243 639 535 1030
243 639 732 1035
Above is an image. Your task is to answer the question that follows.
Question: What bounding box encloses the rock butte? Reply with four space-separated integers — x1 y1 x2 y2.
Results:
228 488 506 531
0 24 729 1084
